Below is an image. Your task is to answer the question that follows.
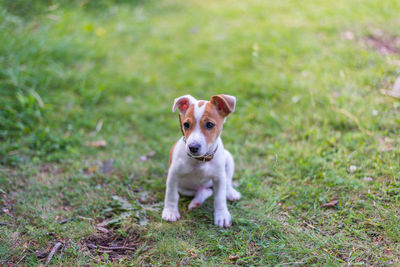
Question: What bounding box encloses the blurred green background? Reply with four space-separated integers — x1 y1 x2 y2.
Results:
1 0 400 265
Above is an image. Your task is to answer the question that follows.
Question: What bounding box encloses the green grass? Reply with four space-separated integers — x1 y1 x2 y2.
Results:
1 0 400 265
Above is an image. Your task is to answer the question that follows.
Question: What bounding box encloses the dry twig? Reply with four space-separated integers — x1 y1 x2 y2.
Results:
97 245 137 251
46 242 62 265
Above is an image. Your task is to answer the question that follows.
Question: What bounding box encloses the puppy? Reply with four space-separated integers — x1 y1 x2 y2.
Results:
162 94 241 227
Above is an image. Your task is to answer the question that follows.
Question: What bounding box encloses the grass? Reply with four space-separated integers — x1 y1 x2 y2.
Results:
1 0 400 265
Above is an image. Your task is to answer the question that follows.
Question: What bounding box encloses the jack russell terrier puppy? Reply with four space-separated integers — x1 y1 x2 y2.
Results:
162 94 241 227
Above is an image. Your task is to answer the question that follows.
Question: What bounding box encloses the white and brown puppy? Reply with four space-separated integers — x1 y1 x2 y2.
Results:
162 94 241 227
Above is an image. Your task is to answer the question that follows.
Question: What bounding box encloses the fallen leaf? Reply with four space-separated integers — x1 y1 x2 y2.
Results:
95 120 103 133
189 250 196 257
2 208 12 217
85 140 107 148
97 218 113 227
321 200 338 208
303 221 316 229
97 226 110 234
2 194 11 206
228 255 239 261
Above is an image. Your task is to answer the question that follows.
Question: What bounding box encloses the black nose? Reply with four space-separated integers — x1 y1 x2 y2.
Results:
189 143 201 153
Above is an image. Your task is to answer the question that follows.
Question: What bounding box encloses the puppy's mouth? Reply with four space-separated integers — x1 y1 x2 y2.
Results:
188 153 207 159
186 150 203 157
186 147 206 157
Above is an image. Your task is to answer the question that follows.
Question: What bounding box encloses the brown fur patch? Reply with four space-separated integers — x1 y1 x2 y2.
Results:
200 102 225 145
198 101 205 107
181 104 196 140
168 143 176 167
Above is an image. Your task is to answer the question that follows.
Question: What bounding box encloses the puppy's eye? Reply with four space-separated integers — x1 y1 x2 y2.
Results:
183 122 190 129
206 122 215 129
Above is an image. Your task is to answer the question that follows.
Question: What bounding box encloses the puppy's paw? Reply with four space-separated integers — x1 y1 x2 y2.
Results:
162 208 181 222
188 201 201 211
227 188 241 201
214 209 232 228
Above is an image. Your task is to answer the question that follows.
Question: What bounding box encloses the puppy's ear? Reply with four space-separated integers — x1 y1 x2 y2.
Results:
210 94 236 117
172 95 197 114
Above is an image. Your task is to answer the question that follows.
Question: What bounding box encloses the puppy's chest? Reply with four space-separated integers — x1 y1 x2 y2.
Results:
179 163 212 177
178 169 212 190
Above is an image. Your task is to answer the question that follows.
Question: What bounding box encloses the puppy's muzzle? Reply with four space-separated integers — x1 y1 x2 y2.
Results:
188 142 201 154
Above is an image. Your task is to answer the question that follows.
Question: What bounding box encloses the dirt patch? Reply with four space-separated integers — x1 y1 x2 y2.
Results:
40 163 63 174
82 228 142 261
364 36 400 56
360 30 400 56
1 191 14 217
342 29 400 56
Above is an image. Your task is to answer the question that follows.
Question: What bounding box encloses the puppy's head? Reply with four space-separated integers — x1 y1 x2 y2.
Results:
172 94 236 157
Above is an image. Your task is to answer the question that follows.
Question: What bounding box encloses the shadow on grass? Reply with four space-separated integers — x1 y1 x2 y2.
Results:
2 0 152 19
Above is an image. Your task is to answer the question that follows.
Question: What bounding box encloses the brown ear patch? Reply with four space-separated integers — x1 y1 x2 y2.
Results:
181 104 196 140
200 102 225 145
210 95 235 117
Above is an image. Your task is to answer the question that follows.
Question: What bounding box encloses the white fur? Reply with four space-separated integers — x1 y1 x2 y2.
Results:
162 98 241 227
185 102 207 155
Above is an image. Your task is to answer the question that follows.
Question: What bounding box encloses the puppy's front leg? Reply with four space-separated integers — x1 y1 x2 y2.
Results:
213 173 232 227
162 169 181 222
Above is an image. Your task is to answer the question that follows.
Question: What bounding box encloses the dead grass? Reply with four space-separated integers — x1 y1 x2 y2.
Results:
82 227 143 262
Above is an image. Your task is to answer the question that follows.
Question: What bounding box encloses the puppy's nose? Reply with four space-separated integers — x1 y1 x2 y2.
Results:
189 143 201 153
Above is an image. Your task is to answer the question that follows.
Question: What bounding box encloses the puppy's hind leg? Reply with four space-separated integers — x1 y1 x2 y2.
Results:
188 187 213 210
225 150 241 201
